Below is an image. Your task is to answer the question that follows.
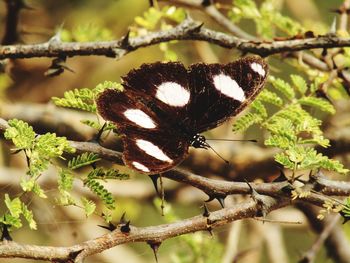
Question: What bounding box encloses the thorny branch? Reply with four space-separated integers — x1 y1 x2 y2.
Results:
2 17 350 61
0 197 286 262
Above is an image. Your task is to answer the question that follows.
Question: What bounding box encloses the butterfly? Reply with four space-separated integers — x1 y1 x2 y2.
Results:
96 56 268 174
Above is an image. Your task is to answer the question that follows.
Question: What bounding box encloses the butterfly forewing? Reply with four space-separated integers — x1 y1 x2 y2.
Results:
122 62 192 123
187 56 268 132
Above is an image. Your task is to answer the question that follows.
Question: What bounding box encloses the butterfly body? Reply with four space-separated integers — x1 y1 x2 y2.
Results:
96 56 268 174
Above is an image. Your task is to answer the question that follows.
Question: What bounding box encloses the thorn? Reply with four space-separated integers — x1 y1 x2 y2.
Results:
206 194 226 207
340 211 350 224
119 212 127 224
205 195 215 203
329 16 337 36
97 222 116 231
201 0 212 7
216 196 226 208
273 168 288 182
149 174 160 195
120 30 131 49
45 56 74 77
90 122 107 144
11 149 23 155
207 226 213 236
189 22 204 34
120 221 131 233
202 203 210 217
245 180 266 218
48 31 62 45
148 241 161 263
1 223 12 241
68 249 83 261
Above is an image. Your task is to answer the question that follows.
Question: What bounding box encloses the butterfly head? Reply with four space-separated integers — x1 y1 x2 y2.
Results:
190 134 209 149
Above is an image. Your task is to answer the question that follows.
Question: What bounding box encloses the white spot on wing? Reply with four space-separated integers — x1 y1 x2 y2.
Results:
213 74 245 102
132 161 150 172
136 139 173 163
124 109 156 129
156 82 190 107
251 62 265 77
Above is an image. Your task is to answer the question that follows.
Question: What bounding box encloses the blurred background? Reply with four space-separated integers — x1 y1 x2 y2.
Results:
0 0 349 262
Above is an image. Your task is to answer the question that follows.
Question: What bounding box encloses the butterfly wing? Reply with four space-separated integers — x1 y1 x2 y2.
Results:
187 56 268 132
96 89 189 174
122 62 194 126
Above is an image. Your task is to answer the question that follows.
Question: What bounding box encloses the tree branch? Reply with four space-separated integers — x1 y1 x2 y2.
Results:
0 196 287 262
2 17 350 60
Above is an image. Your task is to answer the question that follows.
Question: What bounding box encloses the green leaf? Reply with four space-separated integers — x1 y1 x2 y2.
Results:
58 169 74 192
298 97 336 114
264 135 294 149
4 194 22 217
20 178 35 192
2 214 22 228
81 197 96 217
134 7 162 30
271 77 295 101
87 167 129 180
84 179 115 210
232 113 262 132
319 157 349 174
4 119 36 150
274 152 294 169
233 0 261 20
257 89 283 107
162 6 186 23
36 133 75 158
22 203 37 230
32 183 47 198
291 75 308 95
251 100 268 118
52 89 96 112
68 153 101 169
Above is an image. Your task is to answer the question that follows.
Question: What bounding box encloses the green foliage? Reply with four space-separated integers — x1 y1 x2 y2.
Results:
229 0 303 38
257 89 283 107
61 23 113 42
52 81 122 113
232 112 263 132
270 77 295 101
234 75 349 175
81 197 96 217
68 152 101 169
298 97 335 114
2 120 79 229
87 167 129 181
4 119 36 150
84 178 116 210
0 194 37 230
341 197 350 221
132 5 185 61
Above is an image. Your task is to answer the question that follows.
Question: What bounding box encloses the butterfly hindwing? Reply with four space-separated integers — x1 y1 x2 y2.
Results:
121 129 189 174
96 88 189 174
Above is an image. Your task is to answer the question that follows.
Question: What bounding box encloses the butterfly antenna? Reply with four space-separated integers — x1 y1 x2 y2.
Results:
205 143 230 164
206 138 257 143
